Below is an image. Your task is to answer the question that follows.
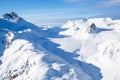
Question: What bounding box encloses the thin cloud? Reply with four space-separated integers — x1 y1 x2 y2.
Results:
102 0 120 7
63 0 120 7
63 0 83 3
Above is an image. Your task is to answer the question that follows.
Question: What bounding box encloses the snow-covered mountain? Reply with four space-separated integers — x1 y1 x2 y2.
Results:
50 18 120 80
0 12 102 80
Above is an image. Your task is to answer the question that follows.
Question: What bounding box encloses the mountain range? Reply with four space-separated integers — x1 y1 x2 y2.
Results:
0 12 120 80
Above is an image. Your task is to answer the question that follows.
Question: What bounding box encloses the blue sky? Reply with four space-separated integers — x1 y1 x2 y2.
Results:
0 0 120 25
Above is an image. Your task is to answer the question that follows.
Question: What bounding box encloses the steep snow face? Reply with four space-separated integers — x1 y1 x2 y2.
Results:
0 13 102 80
0 39 48 80
50 18 120 80
87 39 120 80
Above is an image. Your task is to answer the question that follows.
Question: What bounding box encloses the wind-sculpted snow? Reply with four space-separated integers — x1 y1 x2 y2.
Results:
50 18 120 80
0 12 102 80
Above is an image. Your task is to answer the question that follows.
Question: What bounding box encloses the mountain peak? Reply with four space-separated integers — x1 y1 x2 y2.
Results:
1 12 21 21
90 23 96 30
86 23 97 33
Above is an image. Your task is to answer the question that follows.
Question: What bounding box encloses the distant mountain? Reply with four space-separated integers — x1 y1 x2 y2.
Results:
0 12 102 80
50 18 120 80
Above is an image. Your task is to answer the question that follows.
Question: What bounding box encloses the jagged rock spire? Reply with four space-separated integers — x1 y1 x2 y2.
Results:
2 12 20 21
90 23 96 30
86 23 97 33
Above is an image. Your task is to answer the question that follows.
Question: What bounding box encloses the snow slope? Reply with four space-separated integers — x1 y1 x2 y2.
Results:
50 18 120 80
0 12 102 80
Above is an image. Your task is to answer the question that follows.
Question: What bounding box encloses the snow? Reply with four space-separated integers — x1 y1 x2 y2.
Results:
87 40 120 80
49 17 120 80
0 12 120 80
0 12 102 80
0 39 48 80
18 29 31 34
51 62 65 71
50 37 82 52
